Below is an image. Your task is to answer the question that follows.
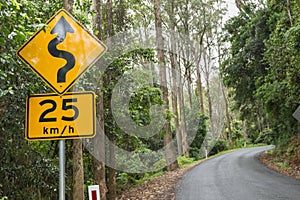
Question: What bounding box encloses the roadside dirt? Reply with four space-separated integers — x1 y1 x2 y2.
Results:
259 137 300 180
259 151 300 180
119 163 200 200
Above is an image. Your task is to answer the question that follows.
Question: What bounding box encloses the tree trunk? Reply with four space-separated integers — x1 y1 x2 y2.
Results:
216 17 233 147
63 0 74 13
106 0 114 37
171 70 182 156
186 66 193 109
105 0 117 198
242 120 248 141
196 66 204 113
221 82 233 148
287 0 293 26
107 142 117 200
235 0 243 12
93 84 107 200
154 0 178 170
178 69 189 157
116 0 126 31
167 0 182 156
203 50 214 139
73 140 84 200
196 29 206 114
94 156 107 200
92 0 107 199
93 0 102 39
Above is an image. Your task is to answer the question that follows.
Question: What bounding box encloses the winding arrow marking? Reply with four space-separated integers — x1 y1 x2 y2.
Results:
48 16 75 83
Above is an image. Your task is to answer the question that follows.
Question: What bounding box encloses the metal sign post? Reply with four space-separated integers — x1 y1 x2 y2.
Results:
59 140 65 200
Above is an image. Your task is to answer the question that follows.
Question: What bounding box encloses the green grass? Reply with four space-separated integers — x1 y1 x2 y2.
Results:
177 156 196 168
134 171 165 185
275 161 292 170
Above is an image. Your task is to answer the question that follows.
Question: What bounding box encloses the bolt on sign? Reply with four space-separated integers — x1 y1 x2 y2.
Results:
17 9 107 95
25 92 96 141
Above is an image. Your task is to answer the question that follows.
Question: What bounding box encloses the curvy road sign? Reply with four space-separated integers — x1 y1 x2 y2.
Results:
17 9 106 94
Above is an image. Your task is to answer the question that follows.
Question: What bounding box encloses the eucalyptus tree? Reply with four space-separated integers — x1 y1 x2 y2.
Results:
92 0 108 199
154 0 179 171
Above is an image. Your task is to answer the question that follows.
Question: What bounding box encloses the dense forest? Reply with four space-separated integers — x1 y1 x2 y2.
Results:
0 0 299 199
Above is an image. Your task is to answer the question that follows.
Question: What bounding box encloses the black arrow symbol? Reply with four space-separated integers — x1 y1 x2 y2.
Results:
48 16 75 83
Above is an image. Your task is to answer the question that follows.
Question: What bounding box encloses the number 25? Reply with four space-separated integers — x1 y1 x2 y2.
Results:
39 98 79 122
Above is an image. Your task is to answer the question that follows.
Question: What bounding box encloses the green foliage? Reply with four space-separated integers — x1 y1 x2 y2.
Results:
0 1 63 198
116 170 165 193
233 138 247 148
222 0 299 151
116 167 165 192
188 113 208 159
188 147 201 160
133 171 164 185
152 158 167 171
222 8 270 112
254 128 274 144
73 0 94 26
210 140 228 155
265 136 300 173
177 156 195 168
229 119 248 148
129 85 164 126
102 48 158 140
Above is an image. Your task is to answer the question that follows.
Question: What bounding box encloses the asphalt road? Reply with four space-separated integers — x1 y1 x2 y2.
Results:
175 146 300 200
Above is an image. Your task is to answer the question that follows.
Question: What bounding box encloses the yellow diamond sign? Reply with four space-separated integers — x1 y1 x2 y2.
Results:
17 9 106 94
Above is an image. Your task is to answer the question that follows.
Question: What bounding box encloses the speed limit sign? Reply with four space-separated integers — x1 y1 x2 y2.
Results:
25 91 95 141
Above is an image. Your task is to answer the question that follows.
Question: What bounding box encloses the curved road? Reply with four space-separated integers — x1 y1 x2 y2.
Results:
176 146 300 200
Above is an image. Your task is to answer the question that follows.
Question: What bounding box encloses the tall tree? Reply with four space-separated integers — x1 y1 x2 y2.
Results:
105 0 117 199
154 0 179 171
166 0 183 156
92 0 107 199
195 26 206 114
72 139 84 199
216 2 233 148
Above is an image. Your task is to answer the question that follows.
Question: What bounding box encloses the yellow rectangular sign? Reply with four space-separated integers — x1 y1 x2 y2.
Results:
26 92 96 140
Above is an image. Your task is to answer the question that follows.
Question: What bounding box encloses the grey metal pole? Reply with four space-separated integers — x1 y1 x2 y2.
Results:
59 140 65 200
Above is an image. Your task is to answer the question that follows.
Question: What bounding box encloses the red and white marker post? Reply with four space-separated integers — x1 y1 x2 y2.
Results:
88 185 100 200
